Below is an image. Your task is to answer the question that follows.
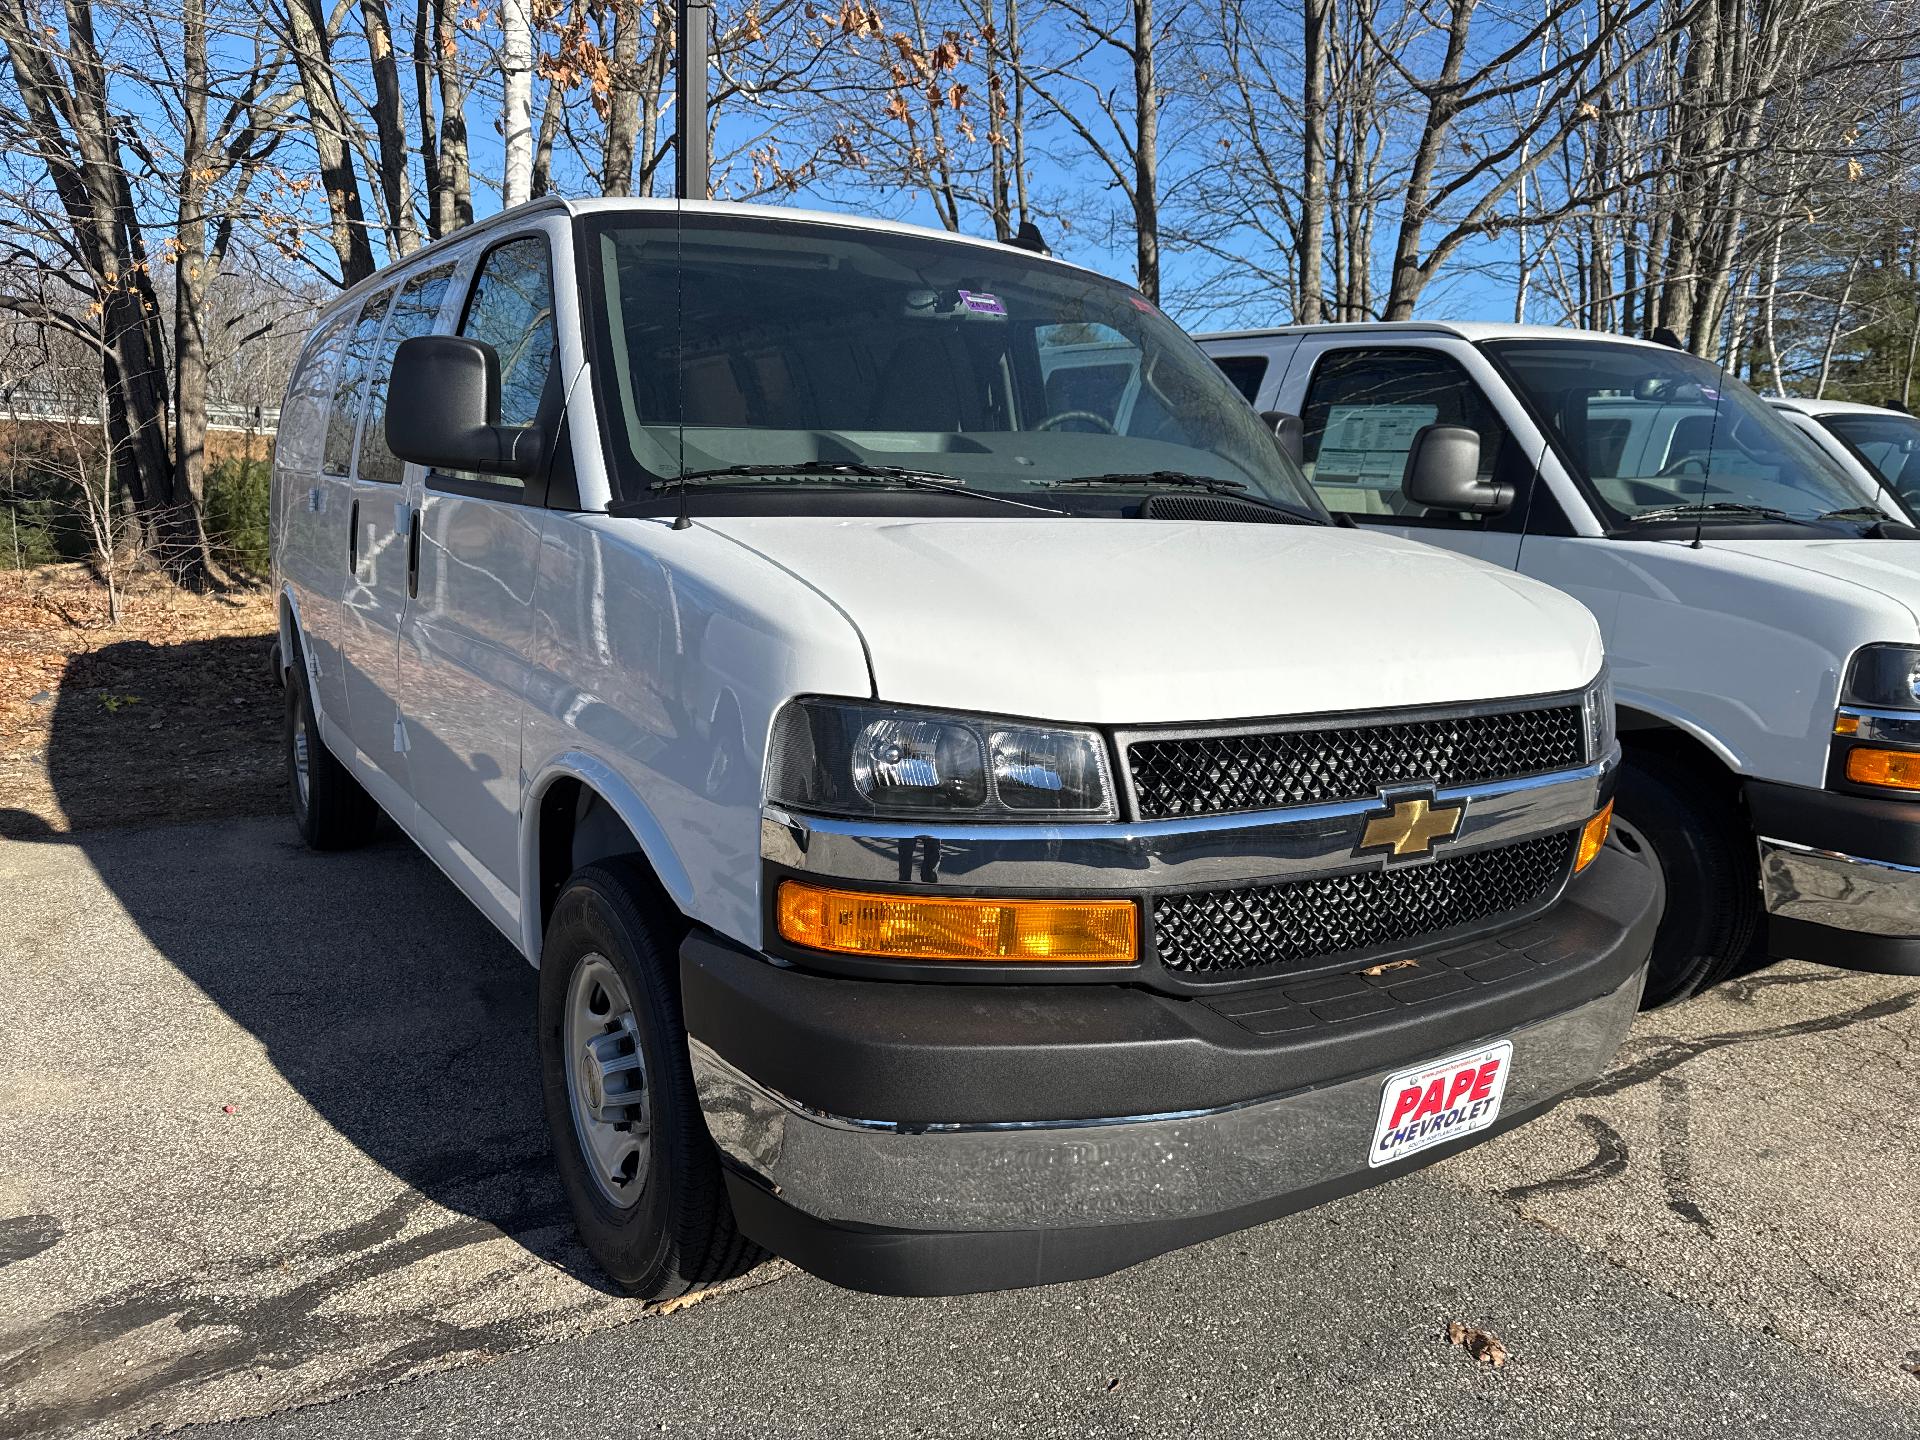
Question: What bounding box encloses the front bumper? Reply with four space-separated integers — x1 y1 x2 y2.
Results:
1750 780 1920 974
682 844 1659 1295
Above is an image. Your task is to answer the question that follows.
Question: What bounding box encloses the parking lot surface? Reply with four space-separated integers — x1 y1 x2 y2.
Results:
2 817 1917 1439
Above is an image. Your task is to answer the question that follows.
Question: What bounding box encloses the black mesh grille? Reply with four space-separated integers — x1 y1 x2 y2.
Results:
1154 831 1577 976
1127 706 1585 819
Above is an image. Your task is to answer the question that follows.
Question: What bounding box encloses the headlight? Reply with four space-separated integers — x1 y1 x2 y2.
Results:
766 698 1117 821
1842 644 1920 710
1582 666 1616 762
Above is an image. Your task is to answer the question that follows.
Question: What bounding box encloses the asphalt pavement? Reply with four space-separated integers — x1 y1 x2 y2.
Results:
1 817 1916 1439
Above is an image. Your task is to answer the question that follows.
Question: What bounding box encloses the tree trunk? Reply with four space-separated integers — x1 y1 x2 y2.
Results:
603 0 641 194
1131 0 1159 301
501 0 534 205
358 0 422 253
433 0 474 229
1298 0 1328 323
282 0 379 281
170 0 225 586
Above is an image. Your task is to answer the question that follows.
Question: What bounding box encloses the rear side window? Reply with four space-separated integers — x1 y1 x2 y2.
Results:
277 313 351 475
323 289 395 476
1213 355 1268 405
355 264 457 484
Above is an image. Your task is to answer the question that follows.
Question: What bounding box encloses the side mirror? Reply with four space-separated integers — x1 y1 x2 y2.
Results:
1402 424 1513 514
386 335 542 478
1260 411 1303 465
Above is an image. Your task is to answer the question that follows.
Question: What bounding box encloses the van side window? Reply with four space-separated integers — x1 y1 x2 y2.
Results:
278 312 351 475
355 264 457 484
1299 348 1514 526
323 288 395 477
462 237 556 431
1212 355 1268 405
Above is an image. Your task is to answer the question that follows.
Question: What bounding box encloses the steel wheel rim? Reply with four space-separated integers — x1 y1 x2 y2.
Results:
291 707 311 809
563 953 651 1211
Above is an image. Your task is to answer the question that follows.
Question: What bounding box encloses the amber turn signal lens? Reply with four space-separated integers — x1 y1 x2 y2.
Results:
1575 801 1614 873
1833 713 1861 736
1845 746 1920 791
776 881 1138 963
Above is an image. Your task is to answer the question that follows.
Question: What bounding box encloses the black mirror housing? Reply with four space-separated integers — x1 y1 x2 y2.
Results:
386 334 542 478
1402 423 1513 514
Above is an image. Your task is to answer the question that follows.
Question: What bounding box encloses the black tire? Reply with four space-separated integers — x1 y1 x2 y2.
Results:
1615 749 1761 1007
537 858 762 1300
285 639 379 851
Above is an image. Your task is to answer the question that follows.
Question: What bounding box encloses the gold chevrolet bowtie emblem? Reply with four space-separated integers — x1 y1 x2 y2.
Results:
1360 796 1463 857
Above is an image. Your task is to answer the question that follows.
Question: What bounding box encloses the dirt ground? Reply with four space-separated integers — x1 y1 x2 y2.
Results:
0 566 280 839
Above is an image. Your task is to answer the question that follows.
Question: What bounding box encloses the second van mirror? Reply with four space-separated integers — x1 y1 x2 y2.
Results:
386 335 542 478
1403 423 1513 513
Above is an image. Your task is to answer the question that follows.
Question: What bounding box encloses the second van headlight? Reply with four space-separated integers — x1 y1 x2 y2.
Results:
1583 667 1616 761
766 698 1116 821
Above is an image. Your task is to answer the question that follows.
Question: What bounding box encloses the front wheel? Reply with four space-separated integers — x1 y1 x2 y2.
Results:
537 859 761 1300
1614 750 1761 1007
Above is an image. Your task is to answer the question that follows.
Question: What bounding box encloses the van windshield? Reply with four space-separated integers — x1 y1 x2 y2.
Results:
1484 339 1869 529
1820 412 1920 507
579 213 1322 517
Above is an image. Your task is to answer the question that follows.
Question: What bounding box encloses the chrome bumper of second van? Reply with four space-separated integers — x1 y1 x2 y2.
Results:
1758 837 1920 937
761 755 1614 892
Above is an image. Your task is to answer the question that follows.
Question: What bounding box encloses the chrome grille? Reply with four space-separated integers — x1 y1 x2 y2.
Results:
1153 831 1577 977
1126 705 1585 820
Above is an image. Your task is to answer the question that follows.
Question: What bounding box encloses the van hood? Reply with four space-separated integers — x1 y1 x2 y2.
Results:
701 516 1603 724
1703 538 1920 629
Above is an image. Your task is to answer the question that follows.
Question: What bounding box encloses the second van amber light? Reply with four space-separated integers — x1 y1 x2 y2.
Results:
777 881 1138 962
1575 802 1614 873
1845 747 1920 791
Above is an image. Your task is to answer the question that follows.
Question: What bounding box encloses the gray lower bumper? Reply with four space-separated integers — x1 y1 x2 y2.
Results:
691 966 1645 1234
1758 837 1920 938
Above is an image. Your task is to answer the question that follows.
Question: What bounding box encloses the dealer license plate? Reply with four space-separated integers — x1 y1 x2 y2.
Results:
1368 1040 1513 1168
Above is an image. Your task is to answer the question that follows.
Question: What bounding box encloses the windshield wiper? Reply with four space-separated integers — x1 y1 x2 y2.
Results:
1048 469 1321 524
1626 501 1806 525
642 461 1062 513
1814 505 1891 523
1051 469 1249 494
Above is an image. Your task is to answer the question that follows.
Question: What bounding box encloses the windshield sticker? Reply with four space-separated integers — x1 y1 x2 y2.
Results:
1699 386 1721 401
1129 296 1157 313
1317 404 1440 489
958 290 1007 317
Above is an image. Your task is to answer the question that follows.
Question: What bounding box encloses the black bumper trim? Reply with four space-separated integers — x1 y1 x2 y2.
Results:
1746 777 1920 867
681 844 1660 1127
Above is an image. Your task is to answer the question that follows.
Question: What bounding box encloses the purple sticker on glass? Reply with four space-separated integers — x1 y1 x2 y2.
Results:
1699 387 1721 401
958 289 1007 316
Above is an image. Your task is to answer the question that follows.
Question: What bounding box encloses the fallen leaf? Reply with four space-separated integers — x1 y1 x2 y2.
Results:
652 1287 721 1316
1447 1319 1509 1367
1362 958 1420 977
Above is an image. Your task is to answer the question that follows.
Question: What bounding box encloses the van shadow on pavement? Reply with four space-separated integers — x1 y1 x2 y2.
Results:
0 636 611 1306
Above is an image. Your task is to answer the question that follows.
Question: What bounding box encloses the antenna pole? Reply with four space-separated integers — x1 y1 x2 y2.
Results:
676 0 711 201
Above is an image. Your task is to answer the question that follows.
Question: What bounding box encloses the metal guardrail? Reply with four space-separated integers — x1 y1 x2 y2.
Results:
0 399 279 433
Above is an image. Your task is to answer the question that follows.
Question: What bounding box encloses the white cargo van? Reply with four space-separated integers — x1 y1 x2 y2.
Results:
1771 396 1920 519
271 203 1653 1299
1201 321 1920 1005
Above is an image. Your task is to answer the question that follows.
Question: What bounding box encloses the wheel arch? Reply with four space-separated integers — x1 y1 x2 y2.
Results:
1617 704 1747 809
520 754 695 965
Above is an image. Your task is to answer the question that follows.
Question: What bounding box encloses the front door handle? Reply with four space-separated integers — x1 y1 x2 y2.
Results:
406 503 422 599
347 498 360 570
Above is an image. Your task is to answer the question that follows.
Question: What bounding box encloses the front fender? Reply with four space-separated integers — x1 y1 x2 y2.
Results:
519 751 696 964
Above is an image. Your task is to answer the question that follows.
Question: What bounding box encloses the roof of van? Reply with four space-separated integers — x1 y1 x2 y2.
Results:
1196 320 1678 350
313 196 1111 321
1770 395 1914 419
